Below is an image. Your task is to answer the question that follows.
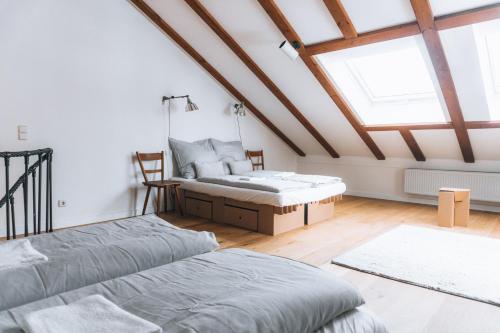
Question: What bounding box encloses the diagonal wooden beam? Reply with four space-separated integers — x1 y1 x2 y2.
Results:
399 129 426 161
258 0 385 160
129 0 305 156
365 123 453 131
410 0 474 163
365 121 500 131
185 0 339 158
435 3 500 30
323 0 422 162
305 4 500 55
306 22 420 55
323 0 357 39
465 121 500 129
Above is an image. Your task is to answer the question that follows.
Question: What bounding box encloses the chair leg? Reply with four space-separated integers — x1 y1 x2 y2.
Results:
174 186 184 216
142 186 151 215
163 186 169 212
156 187 162 215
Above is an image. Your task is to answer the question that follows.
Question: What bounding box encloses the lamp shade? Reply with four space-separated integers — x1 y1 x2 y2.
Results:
185 97 199 112
234 102 246 117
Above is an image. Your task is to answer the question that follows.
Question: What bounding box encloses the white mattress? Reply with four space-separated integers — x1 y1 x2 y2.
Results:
179 179 346 207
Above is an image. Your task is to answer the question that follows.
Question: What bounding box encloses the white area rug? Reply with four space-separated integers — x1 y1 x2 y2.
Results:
332 225 500 306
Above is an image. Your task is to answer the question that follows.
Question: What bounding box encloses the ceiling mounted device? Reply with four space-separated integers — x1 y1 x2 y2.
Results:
279 40 301 60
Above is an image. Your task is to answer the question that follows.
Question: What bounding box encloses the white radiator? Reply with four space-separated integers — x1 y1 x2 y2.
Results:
404 169 500 203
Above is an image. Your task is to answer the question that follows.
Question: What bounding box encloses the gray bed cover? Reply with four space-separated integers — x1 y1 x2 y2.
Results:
0 249 388 333
0 214 218 311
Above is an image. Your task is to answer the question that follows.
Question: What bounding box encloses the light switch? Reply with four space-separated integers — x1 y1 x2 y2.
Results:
18 125 28 140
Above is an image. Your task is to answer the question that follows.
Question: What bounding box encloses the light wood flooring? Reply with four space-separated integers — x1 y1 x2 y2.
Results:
161 195 500 333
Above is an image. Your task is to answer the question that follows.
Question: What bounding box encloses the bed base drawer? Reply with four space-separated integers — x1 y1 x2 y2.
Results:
223 205 258 231
185 198 212 220
180 189 339 236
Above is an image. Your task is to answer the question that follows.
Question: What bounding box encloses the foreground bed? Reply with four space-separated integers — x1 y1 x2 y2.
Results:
0 249 387 333
0 215 218 311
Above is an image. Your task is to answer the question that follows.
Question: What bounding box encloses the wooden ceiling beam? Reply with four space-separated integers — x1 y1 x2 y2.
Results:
305 4 500 55
321 0 426 162
410 0 474 163
365 121 500 131
185 0 339 158
129 0 305 157
365 123 453 131
306 22 420 55
323 0 357 39
258 0 385 160
436 3 500 31
399 129 426 161
465 121 500 129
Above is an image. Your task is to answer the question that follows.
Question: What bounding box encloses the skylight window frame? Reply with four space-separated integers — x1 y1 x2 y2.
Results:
472 18 500 120
316 35 449 126
346 59 437 104
485 33 500 93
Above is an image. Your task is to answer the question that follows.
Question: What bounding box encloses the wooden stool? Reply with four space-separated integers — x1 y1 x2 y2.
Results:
437 187 470 227
136 151 183 216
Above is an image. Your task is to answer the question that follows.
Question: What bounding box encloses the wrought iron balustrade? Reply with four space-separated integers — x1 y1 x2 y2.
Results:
0 148 53 239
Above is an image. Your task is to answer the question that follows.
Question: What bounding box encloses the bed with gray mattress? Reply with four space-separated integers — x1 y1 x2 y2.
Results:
0 249 387 333
0 215 387 332
0 214 218 311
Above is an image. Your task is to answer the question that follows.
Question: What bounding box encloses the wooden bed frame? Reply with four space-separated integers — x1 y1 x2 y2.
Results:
179 189 342 235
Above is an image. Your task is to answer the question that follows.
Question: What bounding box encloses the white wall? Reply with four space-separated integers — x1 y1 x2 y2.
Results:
0 0 297 235
298 155 500 212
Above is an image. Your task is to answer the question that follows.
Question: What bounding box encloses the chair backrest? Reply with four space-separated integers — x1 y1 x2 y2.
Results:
246 150 264 171
136 151 164 183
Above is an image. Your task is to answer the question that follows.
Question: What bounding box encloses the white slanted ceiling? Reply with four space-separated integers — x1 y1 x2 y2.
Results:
143 0 500 162
145 0 372 157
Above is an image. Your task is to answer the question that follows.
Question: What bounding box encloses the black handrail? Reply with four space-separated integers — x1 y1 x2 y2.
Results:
1 148 53 240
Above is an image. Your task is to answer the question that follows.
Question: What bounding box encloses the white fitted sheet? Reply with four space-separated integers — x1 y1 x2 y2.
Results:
179 180 346 207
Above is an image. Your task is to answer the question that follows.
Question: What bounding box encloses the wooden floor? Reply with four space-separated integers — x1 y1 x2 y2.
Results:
162 195 500 333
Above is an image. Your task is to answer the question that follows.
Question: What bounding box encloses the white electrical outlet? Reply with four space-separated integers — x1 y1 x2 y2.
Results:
18 125 28 140
57 200 67 208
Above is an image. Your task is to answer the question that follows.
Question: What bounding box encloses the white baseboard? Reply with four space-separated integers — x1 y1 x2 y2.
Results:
345 190 500 213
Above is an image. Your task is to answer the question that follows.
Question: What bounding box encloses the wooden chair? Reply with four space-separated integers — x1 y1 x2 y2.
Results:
136 151 183 216
246 150 264 170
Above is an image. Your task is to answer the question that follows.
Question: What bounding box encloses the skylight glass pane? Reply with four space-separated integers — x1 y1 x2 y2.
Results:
317 35 448 125
347 48 436 102
473 18 500 120
486 32 500 93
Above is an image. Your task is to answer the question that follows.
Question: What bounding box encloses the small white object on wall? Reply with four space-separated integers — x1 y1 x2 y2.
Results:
17 125 28 140
279 40 300 60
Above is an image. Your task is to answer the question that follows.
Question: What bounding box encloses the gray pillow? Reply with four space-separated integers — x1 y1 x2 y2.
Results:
169 138 217 179
228 159 254 175
194 161 226 178
210 139 246 161
210 139 246 175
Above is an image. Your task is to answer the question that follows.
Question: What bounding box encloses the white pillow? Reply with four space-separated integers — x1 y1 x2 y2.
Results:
228 159 254 175
194 161 226 178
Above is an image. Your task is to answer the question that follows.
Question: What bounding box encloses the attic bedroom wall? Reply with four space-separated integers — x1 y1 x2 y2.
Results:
297 155 500 213
0 0 297 234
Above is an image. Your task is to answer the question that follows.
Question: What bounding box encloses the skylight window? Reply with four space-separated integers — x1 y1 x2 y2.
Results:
473 19 500 120
347 48 436 103
486 32 500 93
317 36 448 125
